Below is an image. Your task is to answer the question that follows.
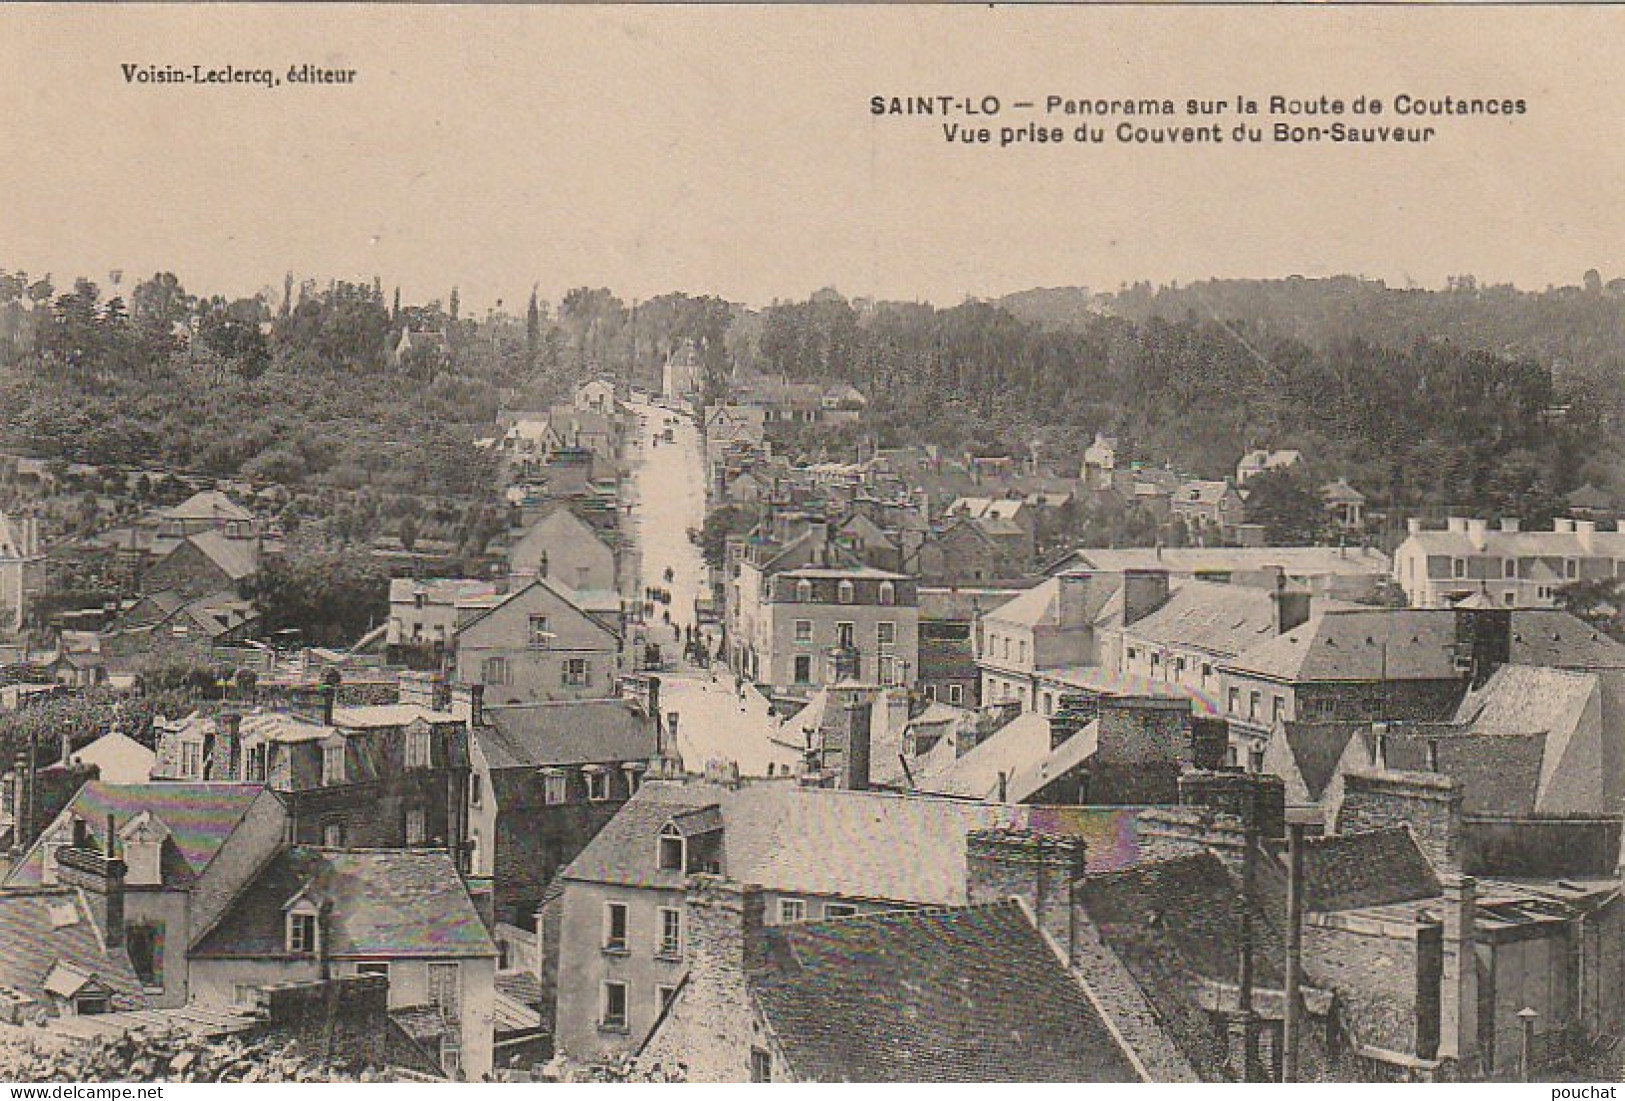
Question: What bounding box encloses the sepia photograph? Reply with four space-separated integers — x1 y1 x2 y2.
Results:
1 2 1624 1087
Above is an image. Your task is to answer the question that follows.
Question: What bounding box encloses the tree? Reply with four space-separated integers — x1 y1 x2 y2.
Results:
698 503 758 570
1243 470 1325 545
1556 577 1625 641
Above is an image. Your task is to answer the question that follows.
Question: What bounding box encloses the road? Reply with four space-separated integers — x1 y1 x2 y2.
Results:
624 400 801 777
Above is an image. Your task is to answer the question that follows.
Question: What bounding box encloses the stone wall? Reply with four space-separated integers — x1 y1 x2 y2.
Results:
1336 769 1462 873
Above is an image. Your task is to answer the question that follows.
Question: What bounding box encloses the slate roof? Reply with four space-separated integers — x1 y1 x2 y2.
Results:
911 709 1053 799
1074 851 1287 1080
1052 546 1391 579
1226 608 1625 683
0 889 146 1011
1127 580 1353 658
984 572 1123 629
185 530 259 581
5 782 265 889
164 491 253 524
1299 828 1441 912
331 703 460 729
564 781 1150 901
1279 722 1363 801
750 902 1140 1082
387 578 499 605
190 848 497 959
477 699 657 772
1361 731 1549 817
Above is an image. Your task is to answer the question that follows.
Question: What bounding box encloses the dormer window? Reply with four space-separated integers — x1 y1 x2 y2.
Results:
796 579 813 603
837 580 855 605
658 823 686 872
287 908 318 955
878 581 896 606
405 724 432 769
542 769 568 805
322 740 346 786
584 766 611 802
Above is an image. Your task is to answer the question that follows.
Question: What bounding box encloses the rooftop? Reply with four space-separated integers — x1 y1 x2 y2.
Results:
750 901 1141 1082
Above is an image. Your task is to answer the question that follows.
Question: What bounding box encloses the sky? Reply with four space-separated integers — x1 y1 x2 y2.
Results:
1 5 1621 313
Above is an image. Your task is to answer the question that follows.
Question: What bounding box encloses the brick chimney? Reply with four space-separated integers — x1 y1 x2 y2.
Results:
1122 569 1170 628
965 829 1086 954
1047 693 1096 751
1178 769 1286 843
56 843 126 950
1335 768 1462 874
678 875 767 1072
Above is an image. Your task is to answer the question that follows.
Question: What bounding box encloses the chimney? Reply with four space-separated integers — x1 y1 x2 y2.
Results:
682 876 767 1074
1047 693 1096 751
1272 574 1312 635
217 712 243 781
1464 518 1488 552
1500 517 1520 534
1122 569 1170 627
838 699 873 791
1406 517 1423 536
1576 519 1597 553
1446 517 1469 534
1437 875 1479 1065
1554 517 1576 534
319 682 336 726
56 844 126 949
449 683 485 728
1335 768 1462 874
1454 604 1512 689
965 829 1086 954
807 520 830 566
1055 572 1093 629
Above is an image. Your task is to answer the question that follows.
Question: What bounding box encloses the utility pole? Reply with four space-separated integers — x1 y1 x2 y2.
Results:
1282 820 1306 1082
1238 775 1259 1081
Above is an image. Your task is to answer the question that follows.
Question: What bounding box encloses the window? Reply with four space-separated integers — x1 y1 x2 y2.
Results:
793 655 812 684
879 656 896 685
1043 692 1054 716
1452 558 1466 579
924 684 938 701
1126 646 1138 662
406 807 427 845
878 581 896 606
1202 662 1213 681
528 615 551 647
658 907 683 958
778 898 806 923
470 773 482 807
481 656 510 686
428 962 460 1018
543 771 567 805
1566 558 1579 580
751 1048 773 1083
1248 691 1261 721
288 911 318 955
877 621 896 648
563 658 591 687
659 825 686 871
1248 748 1265 774
837 580 854 605
796 579 813 602
406 727 432 769
836 622 855 649
1505 558 1518 579
1229 688 1241 715
1018 640 1027 664
179 741 202 778
585 768 610 802
823 902 858 918
794 619 812 643
322 742 346 786
322 819 347 847
601 982 629 1031
658 985 679 1013
357 961 390 980
126 923 163 990
1272 696 1285 725
948 683 964 706
603 902 629 952
1002 637 1011 660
